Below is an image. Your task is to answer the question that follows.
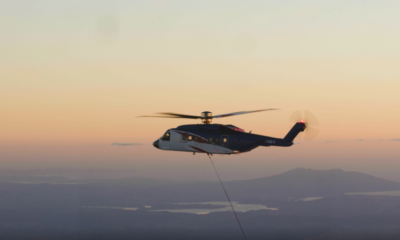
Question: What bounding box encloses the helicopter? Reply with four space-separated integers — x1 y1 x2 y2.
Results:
140 109 318 155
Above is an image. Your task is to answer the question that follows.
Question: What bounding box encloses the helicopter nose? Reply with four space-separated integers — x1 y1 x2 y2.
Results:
153 140 160 149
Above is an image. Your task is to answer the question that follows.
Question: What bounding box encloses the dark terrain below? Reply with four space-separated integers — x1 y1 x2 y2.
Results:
1 168 400 240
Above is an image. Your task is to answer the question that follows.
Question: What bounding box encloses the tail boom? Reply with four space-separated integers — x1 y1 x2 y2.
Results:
258 122 306 147
284 122 306 143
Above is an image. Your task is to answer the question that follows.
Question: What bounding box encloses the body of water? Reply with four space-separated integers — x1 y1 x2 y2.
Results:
84 202 277 215
150 201 278 215
346 190 400 196
84 206 138 211
297 197 324 201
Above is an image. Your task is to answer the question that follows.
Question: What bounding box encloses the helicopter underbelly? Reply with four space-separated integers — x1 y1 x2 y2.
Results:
186 143 234 154
171 141 234 154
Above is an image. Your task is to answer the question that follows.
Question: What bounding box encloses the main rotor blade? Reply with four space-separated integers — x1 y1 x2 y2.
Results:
213 108 279 118
137 112 201 119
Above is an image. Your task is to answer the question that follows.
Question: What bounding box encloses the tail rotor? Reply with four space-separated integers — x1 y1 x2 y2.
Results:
289 110 319 141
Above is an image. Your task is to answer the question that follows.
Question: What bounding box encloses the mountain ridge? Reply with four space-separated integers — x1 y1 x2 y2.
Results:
223 167 400 198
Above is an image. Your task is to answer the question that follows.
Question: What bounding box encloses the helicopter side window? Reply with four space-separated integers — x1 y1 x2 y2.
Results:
162 132 170 141
181 134 187 142
222 137 228 146
193 136 198 142
209 137 213 143
188 135 193 141
214 137 219 144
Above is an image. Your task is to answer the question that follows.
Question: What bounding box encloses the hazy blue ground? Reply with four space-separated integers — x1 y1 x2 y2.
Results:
1 168 400 239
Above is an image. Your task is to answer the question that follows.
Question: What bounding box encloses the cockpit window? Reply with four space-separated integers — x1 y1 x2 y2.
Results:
162 131 170 141
188 135 193 141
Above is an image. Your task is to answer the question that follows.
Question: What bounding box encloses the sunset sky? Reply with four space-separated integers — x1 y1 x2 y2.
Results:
1 0 400 181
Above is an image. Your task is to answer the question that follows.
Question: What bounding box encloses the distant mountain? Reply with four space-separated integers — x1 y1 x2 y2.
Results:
1 168 400 240
223 168 400 198
2 168 400 201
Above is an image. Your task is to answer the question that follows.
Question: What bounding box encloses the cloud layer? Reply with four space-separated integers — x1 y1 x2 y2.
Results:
111 143 141 146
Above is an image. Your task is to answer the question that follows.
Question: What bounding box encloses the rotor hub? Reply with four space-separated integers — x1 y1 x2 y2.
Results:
201 111 212 124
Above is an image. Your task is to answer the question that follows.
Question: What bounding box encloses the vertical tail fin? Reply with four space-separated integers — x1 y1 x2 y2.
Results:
284 122 306 142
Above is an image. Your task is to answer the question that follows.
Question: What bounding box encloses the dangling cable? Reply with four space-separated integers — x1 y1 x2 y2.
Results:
208 154 248 240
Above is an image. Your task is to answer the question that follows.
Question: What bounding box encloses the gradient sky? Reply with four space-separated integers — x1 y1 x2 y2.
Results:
1 0 400 181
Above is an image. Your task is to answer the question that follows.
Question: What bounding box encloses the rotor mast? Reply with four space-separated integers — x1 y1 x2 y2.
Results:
201 111 212 124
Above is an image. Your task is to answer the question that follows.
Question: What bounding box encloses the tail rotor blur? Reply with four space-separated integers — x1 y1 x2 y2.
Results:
289 110 319 141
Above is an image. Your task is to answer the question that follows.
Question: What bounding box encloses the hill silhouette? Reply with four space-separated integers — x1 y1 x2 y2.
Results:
1 168 400 239
1 168 400 202
223 168 400 198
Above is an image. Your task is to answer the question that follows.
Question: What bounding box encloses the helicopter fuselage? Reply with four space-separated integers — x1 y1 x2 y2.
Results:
153 123 305 154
